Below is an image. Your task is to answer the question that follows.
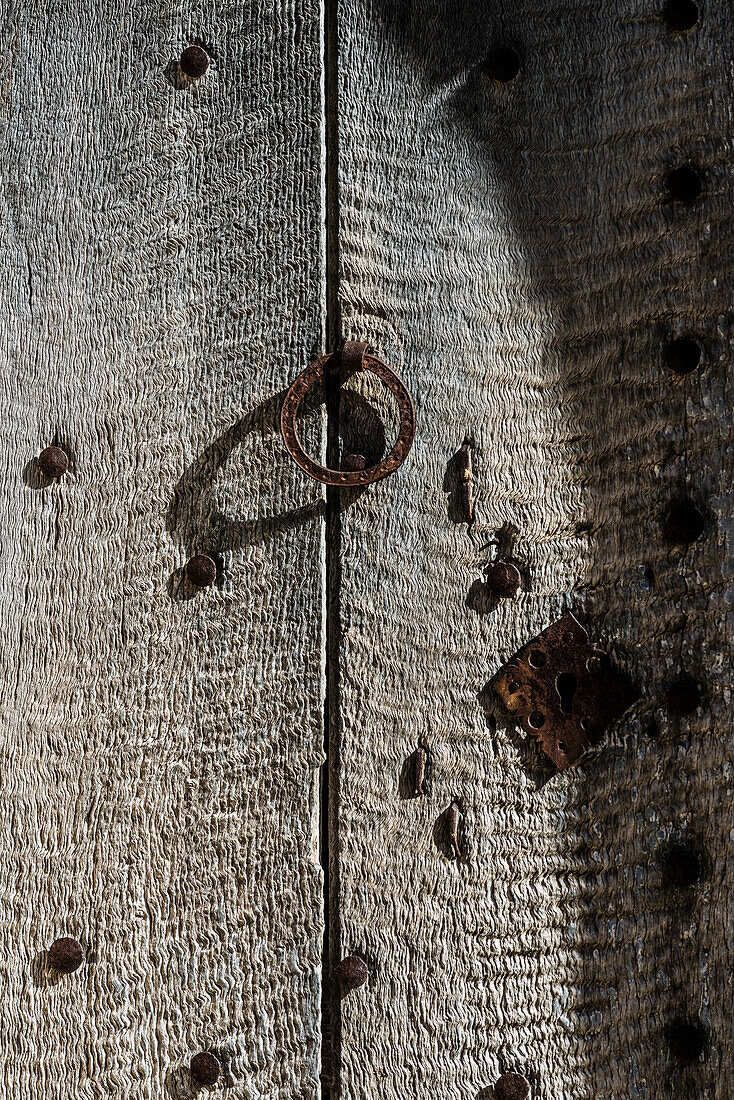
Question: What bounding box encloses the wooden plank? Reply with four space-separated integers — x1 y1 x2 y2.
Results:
333 2 732 1098
0 2 325 1096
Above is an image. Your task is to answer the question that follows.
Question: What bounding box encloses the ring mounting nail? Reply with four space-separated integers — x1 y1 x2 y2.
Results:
281 341 416 486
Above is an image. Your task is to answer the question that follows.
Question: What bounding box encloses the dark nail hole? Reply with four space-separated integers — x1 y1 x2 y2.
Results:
665 336 702 375
665 676 702 716
528 649 546 669
482 45 521 83
646 719 661 740
557 741 567 754
507 680 520 694
555 672 577 715
528 711 545 729
667 1020 707 1062
663 0 699 31
665 163 702 205
562 630 576 644
662 843 702 888
664 498 705 544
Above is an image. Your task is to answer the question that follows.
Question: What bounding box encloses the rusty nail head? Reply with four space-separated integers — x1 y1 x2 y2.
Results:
190 1052 221 1086
662 844 702 888
341 453 367 472
48 937 84 974
494 1072 531 1100
180 45 210 79
38 446 69 479
665 676 701 716
486 560 521 598
335 955 368 990
186 554 217 588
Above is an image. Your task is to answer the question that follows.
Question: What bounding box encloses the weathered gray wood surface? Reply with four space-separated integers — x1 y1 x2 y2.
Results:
0 3 324 1096
334 2 732 1099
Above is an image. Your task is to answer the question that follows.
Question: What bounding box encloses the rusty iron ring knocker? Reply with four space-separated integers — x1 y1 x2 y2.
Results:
280 341 416 486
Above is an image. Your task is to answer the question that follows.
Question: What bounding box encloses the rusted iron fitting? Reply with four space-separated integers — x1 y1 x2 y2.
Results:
491 612 638 771
458 442 474 524
447 801 462 860
281 342 416 486
413 746 426 797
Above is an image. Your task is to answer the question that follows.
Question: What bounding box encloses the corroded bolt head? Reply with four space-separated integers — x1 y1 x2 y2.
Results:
665 164 702 204
186 554 217 588
665 676 702 716
180 45 210 79
495 1072 531 1100
38 446 70 479
190 1052 221 1086
341 453 366 471
335 955 368 990
482 45 521 83
662 844 702 888
48 937 84 974
664 499 705 544
486 560 521 599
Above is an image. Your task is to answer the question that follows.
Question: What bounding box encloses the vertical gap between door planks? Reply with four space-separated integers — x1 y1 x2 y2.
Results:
322 0 342 1093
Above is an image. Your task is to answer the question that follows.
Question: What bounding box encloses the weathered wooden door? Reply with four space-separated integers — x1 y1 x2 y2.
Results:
1 1 730 1098
0 2 325 1096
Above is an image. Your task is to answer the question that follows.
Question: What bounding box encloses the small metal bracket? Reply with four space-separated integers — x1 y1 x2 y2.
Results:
490 612 638 771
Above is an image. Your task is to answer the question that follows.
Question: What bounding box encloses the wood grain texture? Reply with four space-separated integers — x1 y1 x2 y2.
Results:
333 2 733 1098
0 2 325 1096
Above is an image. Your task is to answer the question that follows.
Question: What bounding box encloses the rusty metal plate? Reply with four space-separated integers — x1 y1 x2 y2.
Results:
280 345 416 487
490 612 638 771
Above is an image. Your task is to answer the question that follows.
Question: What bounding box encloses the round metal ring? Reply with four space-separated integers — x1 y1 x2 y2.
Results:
280 350 416 487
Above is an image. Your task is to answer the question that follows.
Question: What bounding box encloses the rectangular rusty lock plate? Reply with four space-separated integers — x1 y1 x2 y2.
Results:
490 612 638 771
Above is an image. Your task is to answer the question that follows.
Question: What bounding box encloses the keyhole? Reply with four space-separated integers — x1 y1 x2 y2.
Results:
556 673 577 715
